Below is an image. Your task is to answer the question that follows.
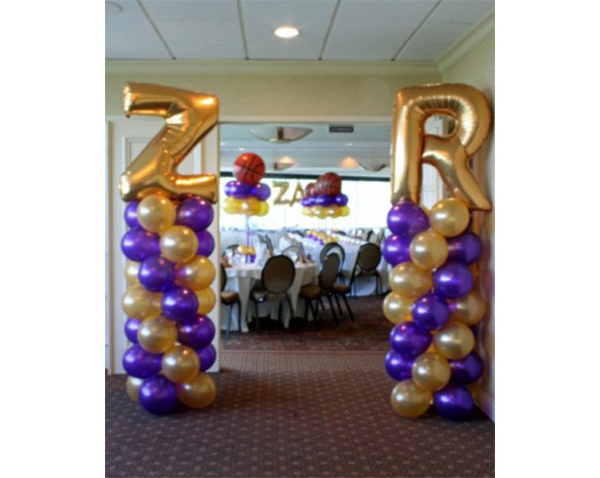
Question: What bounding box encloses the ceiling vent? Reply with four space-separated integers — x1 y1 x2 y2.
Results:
248 126 312 143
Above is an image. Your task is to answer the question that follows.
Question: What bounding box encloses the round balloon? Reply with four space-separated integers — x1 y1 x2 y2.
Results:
121 227 160 262
411 293 450 331
241 197 261 216
197 344 217 371
224 180 237 197
232 153 265 186
433 384 474 421
124 260 141 287
251 183 271 201
257 201 269 217
382 235 412 267
305 183 316 197
138 256 175 292
224 197 244 214
334 193 348 207
411 353 451 392
161 345 200 383
430 198 470 238
229 180 251 199
122 285 162 319
383 292 414 324
448 290 486 325
175 255 215 291
160 226 198 263
339 206 350 217
177 315 215 349
446 232 483 264
195 287 216 315
138 375 177 415
122 344 162 378
137 316 178 354
314 195 333 207
433 322 475 360
195 230 215 257
409 230 448 270
176 197 213 231
176 373 217 409
125 376 144 402
449 352 484 385
389 321 432 359
137 194 176 233
162 286 199 322
433 262 473 299
124 201 140 228
385 350 414 381
387 200 429 238
390 379 432 418
124 317 142 343
389 262 432 298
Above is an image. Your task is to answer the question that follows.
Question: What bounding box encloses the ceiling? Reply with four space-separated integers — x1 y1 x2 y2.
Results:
106 0 494 61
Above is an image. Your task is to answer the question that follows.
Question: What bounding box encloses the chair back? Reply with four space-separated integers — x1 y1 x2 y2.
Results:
220 263 226 291
319 253 340 290
261 255 296 294
282 245 304 262
356 243 381 272
222 244 239 259
320 242 345 273
365 230 374 242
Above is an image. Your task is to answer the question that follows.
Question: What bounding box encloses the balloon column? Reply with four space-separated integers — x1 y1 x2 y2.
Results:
120 83 219 415
301 172 350 218
384 84 492 421
223 153 271 218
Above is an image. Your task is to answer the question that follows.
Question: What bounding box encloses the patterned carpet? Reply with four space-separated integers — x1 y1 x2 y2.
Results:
106 297 494 477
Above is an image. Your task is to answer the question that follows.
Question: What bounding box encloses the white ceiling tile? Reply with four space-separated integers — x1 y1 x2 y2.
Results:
105 1 171 59
142 0 245 59
322 0 438 60
242 0 337 60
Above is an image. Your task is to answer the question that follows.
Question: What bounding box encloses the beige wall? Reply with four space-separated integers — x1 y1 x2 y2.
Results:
441 34 495 419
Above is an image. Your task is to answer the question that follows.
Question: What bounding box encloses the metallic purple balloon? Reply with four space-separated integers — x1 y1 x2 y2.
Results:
251 183 271 201
196 344 216 371
387 200 429 238
334 193 349 207
121 227 160 262
139 256 175 292
382 235 412 266
446 232 483 264
139 375 177 415
300 197 309 207
124 201 140 228
177 315 215 349
224 180 237 196
162 286 199 322
384 350 414 381
449 352 484 385
122 344 162 379
124 318 141 343
314 194 333 207
433 262 474 299
231 181 251 199
306 196 316 207
176 197 214 231
195 230 215 257
389 322 432 359
433 384 474 421
412 293 450 331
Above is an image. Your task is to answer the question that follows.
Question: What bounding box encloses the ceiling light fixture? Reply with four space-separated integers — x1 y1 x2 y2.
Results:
274 155 297 171
248 126 312 143
338 156 359 169
274 26 300 39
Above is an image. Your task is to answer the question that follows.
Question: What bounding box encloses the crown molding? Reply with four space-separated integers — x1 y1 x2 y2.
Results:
105 59 440 77
436 8 495 73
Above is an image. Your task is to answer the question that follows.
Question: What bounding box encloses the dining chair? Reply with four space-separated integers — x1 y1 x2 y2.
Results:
249 255 296 331
220 264 241 339
349 243 382 296
282 245 304 262
319 242 347 284
299 253 340 329
222 244 239 260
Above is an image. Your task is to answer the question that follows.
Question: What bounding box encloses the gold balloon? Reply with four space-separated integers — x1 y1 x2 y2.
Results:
340 206 350 217
409 230 448 270
434 322 475 360
389 262 432 298
390 83 492 210
122 285 162 319
175 255 215 291
411 353 451 392
313 206 326 219
137 316 177 354
257 201 269 217
449 290 486 325
126 376 144 402
120 82 218 202
241 197 261 216
326 206 341 218
162 345 200 383
429 198 470 238
124 260 141 286
160 225 198 263
177 373 217 409
383 292 414 324
390 379 432 418
137 194 176 233
195 287 216 315
224 197 243 214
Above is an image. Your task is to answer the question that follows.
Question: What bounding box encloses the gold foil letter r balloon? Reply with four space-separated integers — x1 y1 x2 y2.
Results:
390 83 492 210
120 82 219 202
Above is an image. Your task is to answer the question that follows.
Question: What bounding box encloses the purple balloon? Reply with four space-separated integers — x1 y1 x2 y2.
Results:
121 227 160 262
124 201 140 228
300 197 309 207
122 344 162 379
433 262 474 299
196 344 216 371
449 352 484 385
384 350 414 381
334 193 349 207
314 194 333 207
251 183 271 201
139 375 177 415
162 287 199 322
412 293 450 331
139 256 175 292
224 180 237 196
124 318 141 343
176 197 214 231
177 315 215 349
387 200 429 238
382 235 412 266
231 181 251 199
446 232 483 264
195 230 215 257
306 196 316 207
433 385 474 421
389 322 432 359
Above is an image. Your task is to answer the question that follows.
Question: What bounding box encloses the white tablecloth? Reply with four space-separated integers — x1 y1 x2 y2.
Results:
220 261 318 332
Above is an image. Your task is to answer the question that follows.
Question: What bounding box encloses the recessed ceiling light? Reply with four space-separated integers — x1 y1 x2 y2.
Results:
274 26 300 39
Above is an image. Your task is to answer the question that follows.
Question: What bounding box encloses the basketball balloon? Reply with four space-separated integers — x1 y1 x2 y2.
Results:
233 153 265 187
318 172 342 196
305 183 316 197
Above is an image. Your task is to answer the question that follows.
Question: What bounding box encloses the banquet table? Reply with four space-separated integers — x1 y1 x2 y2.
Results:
220 260 318 332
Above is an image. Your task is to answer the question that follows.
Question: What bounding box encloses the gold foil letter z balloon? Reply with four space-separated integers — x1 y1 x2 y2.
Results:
390 83 492 210
120 82 219 202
